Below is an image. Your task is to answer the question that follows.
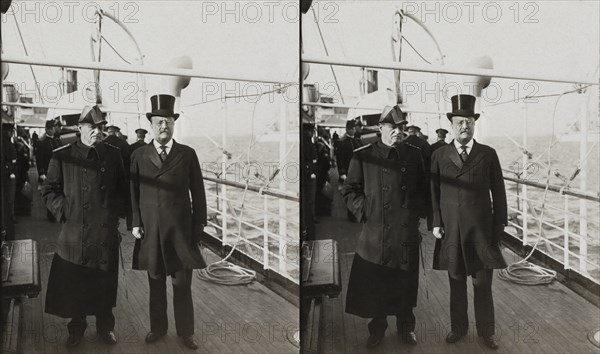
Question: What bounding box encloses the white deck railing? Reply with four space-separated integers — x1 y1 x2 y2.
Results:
202 175 300 284
504 177 600 284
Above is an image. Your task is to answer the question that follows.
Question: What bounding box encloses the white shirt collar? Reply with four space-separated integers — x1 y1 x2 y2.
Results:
453 138 474 154
153 139 173 154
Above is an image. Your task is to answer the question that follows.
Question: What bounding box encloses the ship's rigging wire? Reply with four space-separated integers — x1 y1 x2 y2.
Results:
497 94 570 285
100 35 132 65
402 35 432 65
485 84 592 107
197 84 297 285
11 12 44 103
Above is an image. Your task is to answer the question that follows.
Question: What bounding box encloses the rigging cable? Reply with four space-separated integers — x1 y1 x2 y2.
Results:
497 94 568 285
11 12 44 103
311 6 345 104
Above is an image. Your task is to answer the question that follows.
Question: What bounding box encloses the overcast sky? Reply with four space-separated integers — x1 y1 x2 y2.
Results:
2 0 299 137
302 0 599 138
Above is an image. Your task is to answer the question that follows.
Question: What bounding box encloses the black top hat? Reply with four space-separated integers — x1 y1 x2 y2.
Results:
135 128 148 135
447 94 480 121
146 94 180 121
435 128 448 135
79 105 107 125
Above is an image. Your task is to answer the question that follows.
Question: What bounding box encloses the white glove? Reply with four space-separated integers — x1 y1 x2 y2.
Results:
310 173 316 180
340 174 347 181
433 226 445 239
9 174 15 179
132 226 145 239
40 174 46 181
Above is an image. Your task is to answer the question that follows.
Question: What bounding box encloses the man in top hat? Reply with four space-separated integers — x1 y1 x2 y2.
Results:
129 94 206 350
36 118 63 221
41 105 129 348
430 94 507 350
104 125 130 174
129 128 148 153
431 128 449 153
342 105 429 348
336 119 364 221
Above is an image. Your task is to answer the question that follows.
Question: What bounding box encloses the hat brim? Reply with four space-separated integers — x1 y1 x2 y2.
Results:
146 111 180 121
447 111 480 121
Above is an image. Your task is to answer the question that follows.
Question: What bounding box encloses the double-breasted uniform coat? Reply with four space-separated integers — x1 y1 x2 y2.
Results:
342 140 429 319
130 141 207 278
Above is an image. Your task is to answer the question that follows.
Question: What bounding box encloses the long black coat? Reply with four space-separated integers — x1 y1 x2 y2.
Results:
430 140 507 276
130 141 207 277
342 140 429 271
41 141 128 272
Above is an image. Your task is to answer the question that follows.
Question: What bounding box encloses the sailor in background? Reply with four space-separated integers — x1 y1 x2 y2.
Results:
342 105 429 348
36 118 63 220
301 122 318 241
41 105 129 348
104 125 131 175
336 119 364 221
130 94 207 350
130 128 148 153
430 128 449 152
430 94 507 350
405 125 432 168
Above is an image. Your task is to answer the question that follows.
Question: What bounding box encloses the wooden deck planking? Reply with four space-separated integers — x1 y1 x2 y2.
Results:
314 178 600 354
12 170 299 353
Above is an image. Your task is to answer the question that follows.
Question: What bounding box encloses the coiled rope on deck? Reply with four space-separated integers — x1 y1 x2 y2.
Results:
196 180 257 285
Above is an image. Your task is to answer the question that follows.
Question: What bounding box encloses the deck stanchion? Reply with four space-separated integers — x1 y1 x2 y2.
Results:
564 195 570 269
264 195 269 270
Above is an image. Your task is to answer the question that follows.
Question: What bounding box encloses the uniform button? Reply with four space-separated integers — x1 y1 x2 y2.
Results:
100 242 107 247
401 185 407 190
83 204 89 209
100 260 107 265
100 167 106 172
82 186 88 191
100 185 106 190
382 168 388 173
82 168 87 173
401 167 406 172
384 203 390 209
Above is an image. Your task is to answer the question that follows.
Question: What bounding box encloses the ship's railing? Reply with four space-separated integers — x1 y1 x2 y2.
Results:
504 176 600 284
202 175 300 285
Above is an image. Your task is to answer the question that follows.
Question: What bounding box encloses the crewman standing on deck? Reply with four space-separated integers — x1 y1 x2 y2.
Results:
342 105 429 348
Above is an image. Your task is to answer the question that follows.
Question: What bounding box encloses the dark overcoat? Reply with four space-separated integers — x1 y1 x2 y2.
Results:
41 141 128 272
130 141 207 277
342 140 429 271
430 140 508 276
336 135 363 177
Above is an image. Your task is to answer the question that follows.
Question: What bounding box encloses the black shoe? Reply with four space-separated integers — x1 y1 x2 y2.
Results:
366 335 383 348
99 331 117 345
181 335 198 350
145 332 166 343
66 333 83 348
401 331 418 345
445 331 465 343
482 336 499 350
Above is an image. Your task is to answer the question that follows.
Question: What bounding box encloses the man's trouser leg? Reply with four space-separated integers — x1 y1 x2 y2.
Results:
96 309 115 334
67 317 87 336
148 273 168 334
368 317 388 337
396 307 416 334
473 269 495 337
448 273 469 335
172 269 194 337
